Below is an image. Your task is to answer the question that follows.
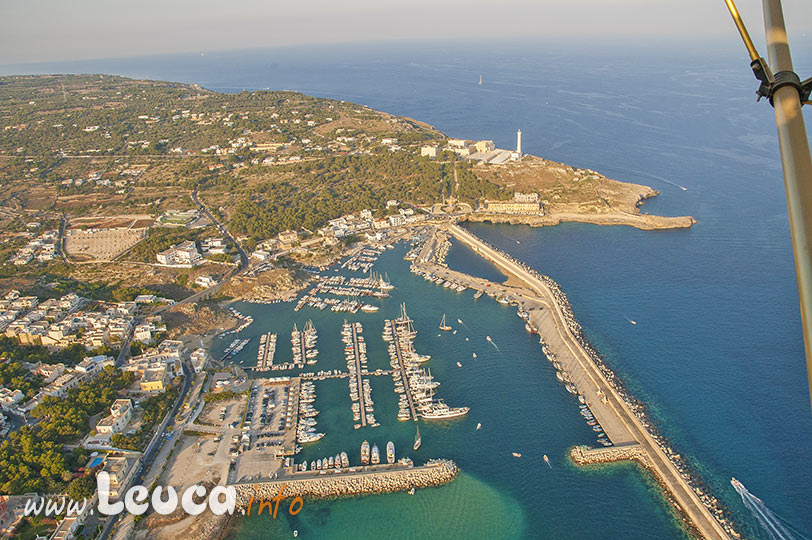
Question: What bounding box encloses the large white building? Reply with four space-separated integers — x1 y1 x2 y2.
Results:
156 241 202 267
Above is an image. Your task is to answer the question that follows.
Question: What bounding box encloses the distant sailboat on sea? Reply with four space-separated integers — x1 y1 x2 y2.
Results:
478 74 483 86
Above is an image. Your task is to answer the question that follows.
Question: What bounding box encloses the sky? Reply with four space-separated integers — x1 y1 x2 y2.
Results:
1 0 811 65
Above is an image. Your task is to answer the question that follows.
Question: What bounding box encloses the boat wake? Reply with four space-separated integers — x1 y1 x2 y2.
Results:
625 316 637 326
731 478 810 540
457 318 469 330
486 336 499 350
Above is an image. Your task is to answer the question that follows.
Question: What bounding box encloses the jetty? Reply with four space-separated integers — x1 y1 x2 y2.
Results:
410 223 736 540
254 332 277 371
386 318 419 421
233 460 458 504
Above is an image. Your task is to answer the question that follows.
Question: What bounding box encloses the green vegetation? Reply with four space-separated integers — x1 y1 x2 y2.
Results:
202 389 245 402
66 473 96 500
111 386 177 451
226 154 507 239
0 337 115 367
11 517 56 540
0 360 42 399
124 226 213 263
0 75 438 159
0 367 133 494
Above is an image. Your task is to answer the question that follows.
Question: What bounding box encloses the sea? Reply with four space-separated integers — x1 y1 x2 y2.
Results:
3 38 811 540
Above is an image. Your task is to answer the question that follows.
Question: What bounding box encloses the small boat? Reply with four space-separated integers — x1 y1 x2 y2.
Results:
456 362 462 368
457 318 463 324
512 452 522 458
414 424 421 451
408 488 416 495
472 353 477 358
371 444 380 464
361 304 380 313
476 423 481 430
439 314 452 332
544 454 551 468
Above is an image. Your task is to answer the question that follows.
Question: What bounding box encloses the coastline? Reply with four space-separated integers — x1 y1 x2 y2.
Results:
568 445 702 539
412 223 738 540
461 211 696 231
201 462 458 540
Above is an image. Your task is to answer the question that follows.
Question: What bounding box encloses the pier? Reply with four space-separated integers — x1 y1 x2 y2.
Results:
386 318 418 421
253 332 277 371
343 321 378 428
233 460 458 503
412 224 735 540
350 323 368 427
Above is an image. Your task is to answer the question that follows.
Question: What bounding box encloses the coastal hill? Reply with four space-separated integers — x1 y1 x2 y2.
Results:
0 74 691 299
467 155 695 230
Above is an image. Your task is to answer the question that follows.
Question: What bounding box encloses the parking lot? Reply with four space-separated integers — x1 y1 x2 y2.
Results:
228 377 300 483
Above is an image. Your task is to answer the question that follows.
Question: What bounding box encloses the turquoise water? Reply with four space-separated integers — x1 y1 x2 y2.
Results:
13 38 812 539
218 244 689 539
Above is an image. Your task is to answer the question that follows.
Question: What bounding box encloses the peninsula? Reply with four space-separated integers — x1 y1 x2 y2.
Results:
0 74 706 540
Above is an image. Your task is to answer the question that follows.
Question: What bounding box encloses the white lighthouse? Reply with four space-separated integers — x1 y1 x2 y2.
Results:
514 129 522 160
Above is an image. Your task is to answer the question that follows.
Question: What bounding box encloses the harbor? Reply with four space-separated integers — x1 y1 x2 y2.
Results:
206 226 742 540
424 223 740 540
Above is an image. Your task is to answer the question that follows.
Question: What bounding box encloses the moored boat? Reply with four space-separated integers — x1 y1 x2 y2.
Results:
361 440 370 464
386 441 395 464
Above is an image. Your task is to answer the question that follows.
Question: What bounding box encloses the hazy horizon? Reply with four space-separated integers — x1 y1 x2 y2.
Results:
2 0 811 66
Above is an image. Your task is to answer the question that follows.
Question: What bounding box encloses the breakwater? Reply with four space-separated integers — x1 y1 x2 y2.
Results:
233 460 458 505
442 223 740 540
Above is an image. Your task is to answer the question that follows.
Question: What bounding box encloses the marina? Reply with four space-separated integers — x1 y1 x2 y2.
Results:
386 303 469 422
342 321 378 428
253 332 277 371
213 226 744 540
291 320 319 368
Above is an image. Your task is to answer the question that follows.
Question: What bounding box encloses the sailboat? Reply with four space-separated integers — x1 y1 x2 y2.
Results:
413 423 421 451
439 314 452 331
478 74 483 86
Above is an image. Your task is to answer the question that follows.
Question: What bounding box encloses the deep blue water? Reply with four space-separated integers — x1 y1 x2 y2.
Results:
6 39 812 539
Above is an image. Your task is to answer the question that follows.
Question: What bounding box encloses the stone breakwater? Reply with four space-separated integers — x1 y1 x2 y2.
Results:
233 461 459 506
462 211 696 231
569 445 703 539
447 225 741 539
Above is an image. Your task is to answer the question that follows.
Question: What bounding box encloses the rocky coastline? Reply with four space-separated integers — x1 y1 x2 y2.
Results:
462 211 695 231
447 227 741 539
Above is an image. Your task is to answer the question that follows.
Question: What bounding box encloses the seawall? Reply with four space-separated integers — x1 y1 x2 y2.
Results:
233 460 458 506
462 211 695 231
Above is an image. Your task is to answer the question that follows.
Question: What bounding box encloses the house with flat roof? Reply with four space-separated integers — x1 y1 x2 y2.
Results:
96 398 133 437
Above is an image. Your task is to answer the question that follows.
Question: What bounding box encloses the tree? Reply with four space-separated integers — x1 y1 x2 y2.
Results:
67 474 95 501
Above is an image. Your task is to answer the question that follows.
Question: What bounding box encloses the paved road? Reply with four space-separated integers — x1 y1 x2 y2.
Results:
191 188 248 271
101 361 194 540
447 224 732 540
